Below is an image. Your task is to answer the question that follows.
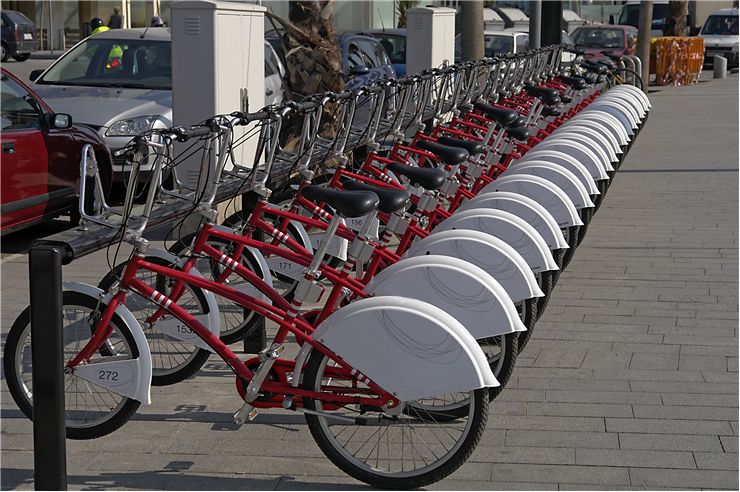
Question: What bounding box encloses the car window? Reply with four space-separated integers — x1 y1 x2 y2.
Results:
369 39 391 67
264 44 279 77
357 40 379 69
572 28 626 49
347 42 365 70
484 35 513 57
38 39 171 90
561 31 576 48
1 74 45 131
376 35 405 65
4 11 32 26
701 15 739 35
515 34 529 52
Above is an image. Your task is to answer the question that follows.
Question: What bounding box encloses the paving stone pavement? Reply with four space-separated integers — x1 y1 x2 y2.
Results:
1 75 737 490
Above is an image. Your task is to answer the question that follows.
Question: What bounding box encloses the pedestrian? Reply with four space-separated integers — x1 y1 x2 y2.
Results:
150 15 166 27
108 6 124 29
90 17 109 36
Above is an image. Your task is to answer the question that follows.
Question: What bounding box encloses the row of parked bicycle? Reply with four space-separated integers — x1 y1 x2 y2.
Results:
5 45 649 488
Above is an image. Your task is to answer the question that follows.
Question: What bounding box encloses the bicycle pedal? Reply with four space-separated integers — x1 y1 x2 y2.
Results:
233 402 258 425
259 343 285 361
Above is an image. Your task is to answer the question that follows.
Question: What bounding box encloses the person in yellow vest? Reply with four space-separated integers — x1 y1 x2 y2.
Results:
89 17 123 70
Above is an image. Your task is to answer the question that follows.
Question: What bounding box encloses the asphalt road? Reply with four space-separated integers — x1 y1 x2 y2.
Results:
2 55 55 84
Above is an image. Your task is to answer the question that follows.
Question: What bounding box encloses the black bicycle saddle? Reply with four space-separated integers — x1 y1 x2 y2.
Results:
342 180 409 213
415 140 469 166
437 136 486 156
473 102 519 126
387 162 446 191
301 185 379 218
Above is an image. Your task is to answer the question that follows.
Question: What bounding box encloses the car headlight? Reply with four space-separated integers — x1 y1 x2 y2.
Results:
105 116 158 136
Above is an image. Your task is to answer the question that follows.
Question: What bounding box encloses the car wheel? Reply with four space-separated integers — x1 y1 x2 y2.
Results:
12 53 30 62
1 43 9 63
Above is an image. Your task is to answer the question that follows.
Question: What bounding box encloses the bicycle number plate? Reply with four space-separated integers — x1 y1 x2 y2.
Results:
74 356 141 400
155 315 216 352
265 257 304 280
308 231 348 261
346 214 379 237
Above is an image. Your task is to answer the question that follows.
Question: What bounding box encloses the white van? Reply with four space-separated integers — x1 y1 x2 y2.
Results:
699 8 739 68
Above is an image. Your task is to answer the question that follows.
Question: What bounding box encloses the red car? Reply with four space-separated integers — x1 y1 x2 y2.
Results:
1 68 112 234
571 25 638 57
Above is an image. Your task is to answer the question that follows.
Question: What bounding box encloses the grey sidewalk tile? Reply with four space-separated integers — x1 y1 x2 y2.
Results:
426 480 557 490
575 448 696 469
680 343 739 356
693 452 740 470
535 330 663 345
518 377 631 392
702 372 738 383
605 418 733 436
618 433 723 452
514 367 594 380
505 429 619 449
729 357 738 372
719 435 739 453
584 314 678 327
581 351 632 370
676 317 740 330
629 353 678 370
595 369 704 382
272 475 365 490
632 404 738 421
496 389 547 402
490 415 605 432
526 402 633 418
470 445 575 465
660 393 739 407
489 464 630 486
546 390 661 405
648 325 734 337
629 468 739 489
611 342 680 355
679 355 730 373
559 484 677 491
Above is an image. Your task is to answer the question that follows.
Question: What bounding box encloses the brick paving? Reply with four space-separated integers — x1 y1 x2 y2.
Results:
1 75 738 490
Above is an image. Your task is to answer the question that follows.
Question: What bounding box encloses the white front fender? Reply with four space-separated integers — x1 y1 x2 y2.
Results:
403 229 543 301
599 91 646 119
434 208 558 272
517 150 600 194
366 255 526 338
62 282 152 405
586 100 638 134
609 84 651 110
503 162 594 210
481 174 583 227
313 296 498 401
456 191 568 250
532 139 610 177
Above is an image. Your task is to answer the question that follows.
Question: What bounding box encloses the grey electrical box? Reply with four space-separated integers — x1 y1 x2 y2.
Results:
171 0 266 189
406 7 456 76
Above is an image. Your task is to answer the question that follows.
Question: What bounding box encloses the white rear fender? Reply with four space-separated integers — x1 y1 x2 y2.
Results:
457 191 568 249
600 91 646 118
554 126 619 163
597 95 644 124
516 151 599 194
547 132 614 172
481 174 583 227
561 118 621 155
532 139 610 177
567 115 625 150
366 255 526 338
62 282 152 404
313 296 498 401
403 229 543 301
586 101 637 134
434 208 558 272
576 112 630 146
520 149 607 184
610 84 651 110
504 162 594 209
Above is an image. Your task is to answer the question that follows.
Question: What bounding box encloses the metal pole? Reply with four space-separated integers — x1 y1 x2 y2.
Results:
30 245 67 491
529 0 541 49
541 0 562 46
48 0 54 54
460 0 484 61
637 0 653 93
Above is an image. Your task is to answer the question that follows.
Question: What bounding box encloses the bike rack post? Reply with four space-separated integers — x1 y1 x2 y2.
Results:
30 245 67 491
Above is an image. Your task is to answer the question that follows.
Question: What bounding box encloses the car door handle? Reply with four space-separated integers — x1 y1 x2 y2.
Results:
2 142 15 154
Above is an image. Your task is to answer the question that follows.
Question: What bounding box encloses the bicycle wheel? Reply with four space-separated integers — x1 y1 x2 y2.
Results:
167 233 266 344
3 291 141 439
516 298 539 354
98 256 211 386
302 350 488 489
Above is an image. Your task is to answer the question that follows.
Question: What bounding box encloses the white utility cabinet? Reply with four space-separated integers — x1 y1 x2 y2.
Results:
171 0 265 189
405 7 456 76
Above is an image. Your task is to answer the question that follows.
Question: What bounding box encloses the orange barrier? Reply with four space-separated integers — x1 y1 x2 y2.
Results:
650 37 704 86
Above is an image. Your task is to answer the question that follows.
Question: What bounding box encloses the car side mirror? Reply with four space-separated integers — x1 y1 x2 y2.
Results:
29 69 44 82
608 15 615 25
50 113 73 129
350 65 370 76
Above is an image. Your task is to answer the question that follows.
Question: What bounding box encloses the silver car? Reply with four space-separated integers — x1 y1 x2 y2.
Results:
32 28 286 181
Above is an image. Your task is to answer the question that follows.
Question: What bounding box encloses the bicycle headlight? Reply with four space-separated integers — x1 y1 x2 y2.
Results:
106 116 158 136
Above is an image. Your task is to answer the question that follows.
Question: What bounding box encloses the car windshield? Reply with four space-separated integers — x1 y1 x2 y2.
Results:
572 28 625 49
484 35 513 56
701 15 739 35
37 38 171 90
376 35 405 65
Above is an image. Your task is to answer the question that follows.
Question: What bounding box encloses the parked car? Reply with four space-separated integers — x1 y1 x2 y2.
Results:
614 0 672 37
570 25 638 57
484 29 529 57
265 40 288 105
0 69 112 234
1 10 37 62
368 28 407 76
30 28 285 181
336 32 396 90
699 8 739 68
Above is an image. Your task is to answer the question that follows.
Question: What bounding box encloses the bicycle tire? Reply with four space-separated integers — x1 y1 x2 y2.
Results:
517 297 539 354
98 256 212 386
3 291 141 439
302 349 488 489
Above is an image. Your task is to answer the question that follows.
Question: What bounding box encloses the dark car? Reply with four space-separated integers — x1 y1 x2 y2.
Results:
0 69 112 234
1 10 37 62
369 28 407 76
571 25 638 57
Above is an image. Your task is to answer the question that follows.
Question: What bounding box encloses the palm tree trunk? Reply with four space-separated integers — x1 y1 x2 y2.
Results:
663 0 688 36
